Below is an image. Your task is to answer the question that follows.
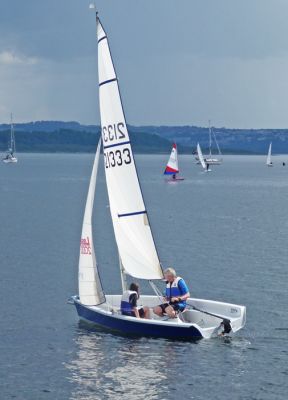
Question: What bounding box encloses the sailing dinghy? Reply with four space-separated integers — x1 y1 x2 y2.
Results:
266 142 273 167
164 143 184 181
197 143 211 172
72 10 246 339
2 114 17 164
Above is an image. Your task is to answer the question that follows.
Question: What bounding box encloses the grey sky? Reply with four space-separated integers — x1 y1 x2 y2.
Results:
0 0 288 128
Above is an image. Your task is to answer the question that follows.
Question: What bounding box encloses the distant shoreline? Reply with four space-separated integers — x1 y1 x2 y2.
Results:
1 121 288 155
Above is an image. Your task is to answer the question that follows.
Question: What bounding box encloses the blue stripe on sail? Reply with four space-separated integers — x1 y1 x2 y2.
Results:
98 36 107 44
164 171 177 175
99 78 117 87
103 141 130 150
118 210 147 218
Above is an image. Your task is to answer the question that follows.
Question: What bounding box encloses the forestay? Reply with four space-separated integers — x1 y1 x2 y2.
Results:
96 17 163 280
78 139 105 305
164 143 179 175
197 143 206 170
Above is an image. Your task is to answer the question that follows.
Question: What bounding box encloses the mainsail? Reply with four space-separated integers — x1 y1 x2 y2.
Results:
267 142 272 165
78 139 105 305
164 143 179 175
197 143 206 170
96 17 163 280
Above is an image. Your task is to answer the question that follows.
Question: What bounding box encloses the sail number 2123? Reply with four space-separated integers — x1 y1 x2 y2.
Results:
104 148 132 168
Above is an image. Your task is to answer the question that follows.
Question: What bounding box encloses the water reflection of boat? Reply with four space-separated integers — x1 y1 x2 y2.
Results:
67 329 167 400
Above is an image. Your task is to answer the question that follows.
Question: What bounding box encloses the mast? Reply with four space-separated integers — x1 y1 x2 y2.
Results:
10 113 15 154
119 253 128 292
208 120 212 157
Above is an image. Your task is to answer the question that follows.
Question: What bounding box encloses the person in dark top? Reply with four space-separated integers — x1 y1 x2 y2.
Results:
120 283 150 319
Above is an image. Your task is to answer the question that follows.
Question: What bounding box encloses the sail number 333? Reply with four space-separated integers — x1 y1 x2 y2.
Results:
104 148 132 168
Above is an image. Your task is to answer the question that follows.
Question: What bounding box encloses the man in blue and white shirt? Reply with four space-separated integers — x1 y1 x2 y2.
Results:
153 267 190 318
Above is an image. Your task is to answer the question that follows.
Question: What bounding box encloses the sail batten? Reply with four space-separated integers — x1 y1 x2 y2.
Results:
96 17 163 280
78 140 105 305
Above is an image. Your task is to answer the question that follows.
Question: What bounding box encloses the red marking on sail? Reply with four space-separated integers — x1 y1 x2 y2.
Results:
164 165 179 174
80 237 92 255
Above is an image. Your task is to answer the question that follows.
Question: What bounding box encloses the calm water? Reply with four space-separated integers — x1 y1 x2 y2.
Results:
1 154 288 400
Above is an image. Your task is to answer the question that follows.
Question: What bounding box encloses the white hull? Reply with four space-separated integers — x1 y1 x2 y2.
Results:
205 158 223 165
3 157 18 163
195 157 222 165
74 294 246 339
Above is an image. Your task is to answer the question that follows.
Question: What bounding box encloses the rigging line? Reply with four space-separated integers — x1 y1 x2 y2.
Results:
208 120 212 157
212 128 222 156
149 280 165 303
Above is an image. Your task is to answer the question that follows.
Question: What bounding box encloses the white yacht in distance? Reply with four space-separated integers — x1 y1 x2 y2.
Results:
205 121 222 165
195 121 223 165
2 114 18 164
266 142 273 167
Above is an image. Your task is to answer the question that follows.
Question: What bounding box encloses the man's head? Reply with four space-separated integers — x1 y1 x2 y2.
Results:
164 267 176 283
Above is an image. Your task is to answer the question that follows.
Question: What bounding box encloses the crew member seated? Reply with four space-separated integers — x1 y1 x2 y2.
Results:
153 267 190 318
120 282 150 319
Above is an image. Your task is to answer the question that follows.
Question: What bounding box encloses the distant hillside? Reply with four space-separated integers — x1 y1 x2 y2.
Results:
0 120 96 133
131 125 288 154
0 127 190 154
1 121 288 153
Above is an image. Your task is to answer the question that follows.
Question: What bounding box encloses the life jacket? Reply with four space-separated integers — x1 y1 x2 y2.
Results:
165 277 186 304
120 290 138 314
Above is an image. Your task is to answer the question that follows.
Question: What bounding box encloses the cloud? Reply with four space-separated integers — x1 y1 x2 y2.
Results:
0 50 38 65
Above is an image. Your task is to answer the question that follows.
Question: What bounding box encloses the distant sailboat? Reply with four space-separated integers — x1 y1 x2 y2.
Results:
164 143 184 181
71 8 246 339
197 143 211 172
205 122 223 165
2 114 17 164
266 142 273 167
